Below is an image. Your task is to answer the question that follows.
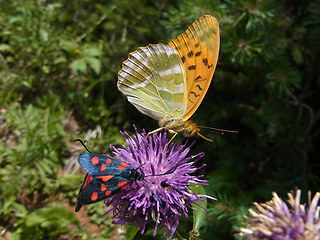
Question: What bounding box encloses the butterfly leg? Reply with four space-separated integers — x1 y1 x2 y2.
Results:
162 131 178 152
146 127 163 140
197 132 213 142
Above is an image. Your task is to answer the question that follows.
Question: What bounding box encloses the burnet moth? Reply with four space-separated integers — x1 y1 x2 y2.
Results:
74 139 165 212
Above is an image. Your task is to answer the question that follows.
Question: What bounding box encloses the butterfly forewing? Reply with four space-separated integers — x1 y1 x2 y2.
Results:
168 15 220 120
118 44 188 121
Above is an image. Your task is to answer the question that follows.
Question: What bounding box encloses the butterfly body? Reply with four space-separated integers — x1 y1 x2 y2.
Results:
118 15 220 140
159 118 200 138
75 153 143 212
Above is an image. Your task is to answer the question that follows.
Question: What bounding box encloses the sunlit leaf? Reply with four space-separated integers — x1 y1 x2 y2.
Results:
189 184 208 232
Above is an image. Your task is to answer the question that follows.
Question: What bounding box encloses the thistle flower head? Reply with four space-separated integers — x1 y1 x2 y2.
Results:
104 127 211 239
240 189 320 240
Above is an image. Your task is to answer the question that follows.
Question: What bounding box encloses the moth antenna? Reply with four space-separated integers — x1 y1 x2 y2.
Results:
73 139 93 153
197 126 238 134
135 163 146 172
142 180 162 205
144 165 177 177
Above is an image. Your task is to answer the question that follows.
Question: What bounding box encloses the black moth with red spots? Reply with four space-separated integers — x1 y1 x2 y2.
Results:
75 153 144 212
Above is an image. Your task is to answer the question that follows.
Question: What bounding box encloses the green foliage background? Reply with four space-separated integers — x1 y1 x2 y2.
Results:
0 0 319 239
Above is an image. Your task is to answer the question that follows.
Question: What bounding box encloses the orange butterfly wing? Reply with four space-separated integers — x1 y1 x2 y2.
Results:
168 15 220 120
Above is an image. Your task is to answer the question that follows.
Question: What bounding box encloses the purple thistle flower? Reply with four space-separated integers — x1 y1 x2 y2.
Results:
239 189 320 240
104 127 212 239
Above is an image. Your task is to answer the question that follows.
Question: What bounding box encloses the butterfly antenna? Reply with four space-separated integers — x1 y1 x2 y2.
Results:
142 180 162 205
198 126 238 135
73 139 93 153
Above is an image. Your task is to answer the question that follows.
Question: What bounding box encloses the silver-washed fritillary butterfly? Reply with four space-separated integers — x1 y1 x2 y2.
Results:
118 15 223 141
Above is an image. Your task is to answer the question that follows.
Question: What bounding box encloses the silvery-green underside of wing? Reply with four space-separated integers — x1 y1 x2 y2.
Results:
117 44 187 121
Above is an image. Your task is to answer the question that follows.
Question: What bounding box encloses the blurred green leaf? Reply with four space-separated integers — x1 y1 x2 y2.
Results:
86 57 101 74
0 43 12 52
70 58 87 73
126 225 140 240
84 47 101 57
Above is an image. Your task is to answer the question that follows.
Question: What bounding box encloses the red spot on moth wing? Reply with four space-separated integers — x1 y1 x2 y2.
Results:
118 165 126 170
105 190 112 196
121 162 130 167
101 184 106 191
98 175 114 182
83 174 93 189
100 163 107 171
121 183 130 190
91 156 99 165
91 192 98 201
106 158 112 164
117 181 128 187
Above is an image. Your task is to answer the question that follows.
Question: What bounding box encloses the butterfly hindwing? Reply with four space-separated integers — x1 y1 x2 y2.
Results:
118 44 188 121
78 153 130 176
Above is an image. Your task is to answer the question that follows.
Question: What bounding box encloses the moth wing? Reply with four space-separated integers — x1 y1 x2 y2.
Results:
75 175 126 211
78 153 125 176
75 173 94 212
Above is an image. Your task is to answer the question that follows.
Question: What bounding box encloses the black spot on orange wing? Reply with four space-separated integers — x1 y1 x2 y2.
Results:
203 58 208 66
190 91 200 97
195 43 199 48
208 64 214 69
195 51 201 56
195 76 207 82
195 76 202 81
181 56 186 63
196 85 203 91
188 65 196 70
187 51 194 57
